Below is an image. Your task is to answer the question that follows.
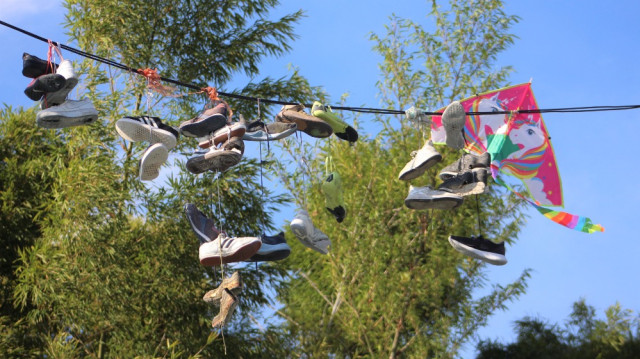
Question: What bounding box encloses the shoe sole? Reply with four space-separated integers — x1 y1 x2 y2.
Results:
248 248 291 262
198 124 247 148
200 241 262 266
442 102 466 149
278 110 333 138
186 150 242 174
243 126 297 141
180 114 227 138
404 196 463 210
139 144 169 181
36 112 98 129
442 181 486 197
399 154 443 181
448 236 507 265
116 118 177 149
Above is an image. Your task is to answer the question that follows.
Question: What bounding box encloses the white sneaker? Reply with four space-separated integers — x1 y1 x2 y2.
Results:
404 185 463 210
116 116 178 149
290 210 331 254
36 98 98 129
41 59 78 108
139 143 168 181
398 140 442 181
199 233 262 266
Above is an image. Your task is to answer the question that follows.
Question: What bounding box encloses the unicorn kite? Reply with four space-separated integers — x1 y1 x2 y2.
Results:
431 83 603 233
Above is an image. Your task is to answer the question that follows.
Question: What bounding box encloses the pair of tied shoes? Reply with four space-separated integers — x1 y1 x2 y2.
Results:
276 103 358 142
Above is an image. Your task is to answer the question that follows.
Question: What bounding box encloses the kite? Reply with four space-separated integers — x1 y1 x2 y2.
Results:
431 83 603 233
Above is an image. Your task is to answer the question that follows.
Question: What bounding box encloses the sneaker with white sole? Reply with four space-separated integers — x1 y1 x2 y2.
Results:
404 185 463 210
186 136 244 174
179 101 229 138
199 233 262 266
184 203 221 244
442 101 466 149
41 60 78 108
437 168 488 196
290 210 331 254
439 152 490 180
116 116 179 149
36 98 98 129
247 232 291 262
448 235 507 265
243 120 297 141
398 140 442 181
139 143 169 181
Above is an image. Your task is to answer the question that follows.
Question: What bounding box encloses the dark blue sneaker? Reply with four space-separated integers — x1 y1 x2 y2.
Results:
448 235 507 265
247 232 291 262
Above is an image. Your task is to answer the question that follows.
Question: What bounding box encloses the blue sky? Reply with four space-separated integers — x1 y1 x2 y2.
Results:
2 1 639 358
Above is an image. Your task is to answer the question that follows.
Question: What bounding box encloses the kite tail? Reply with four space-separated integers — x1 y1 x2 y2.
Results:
492 170 604 233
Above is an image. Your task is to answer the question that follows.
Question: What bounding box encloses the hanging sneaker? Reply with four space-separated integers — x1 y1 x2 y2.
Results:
116 116 179 149
442 101 466 149
36 98 99 129
179 101 229 138
246 232 291 262
199 233 262 266
290 210 331 254
439 152 490 180
398 140 442 181
139 143 169 181
404 185 463 210
211 289 239 329
203 271 243 304
243 120 297 141
311 101 358 142
198 118 247 149
184 203 221 245
22 52 58 78
448 235 507 265
24 73 66 101
186 136 244 174
322 169 346 223
438 168 488 196
276 104 333 138
41 60 78 108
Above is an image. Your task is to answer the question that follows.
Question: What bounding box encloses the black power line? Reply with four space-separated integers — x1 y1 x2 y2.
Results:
2 19 639 116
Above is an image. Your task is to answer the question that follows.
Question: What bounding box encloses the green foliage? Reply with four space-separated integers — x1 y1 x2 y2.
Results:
1 0 314 357
268 1 529 357
476 299 640 359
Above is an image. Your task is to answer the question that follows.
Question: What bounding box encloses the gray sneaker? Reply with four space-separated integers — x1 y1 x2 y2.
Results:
438 168 488 196
404 185 463 210
439 152 490 180
442 101 466 149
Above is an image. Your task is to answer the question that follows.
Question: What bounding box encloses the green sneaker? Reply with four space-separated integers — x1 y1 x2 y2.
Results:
311 101 358 142
322 157 346 223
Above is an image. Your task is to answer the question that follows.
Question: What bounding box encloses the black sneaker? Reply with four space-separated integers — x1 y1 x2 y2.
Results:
439 152 490 180
184 203 221 244
179 101 229 138
24 74 66 101
22 52 58 78
448 235 507 265
115 116 179 149
247 232 291 262
438 168 488 196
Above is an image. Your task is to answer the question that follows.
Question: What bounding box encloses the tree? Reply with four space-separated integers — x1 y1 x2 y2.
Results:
268 0 529 357
476 299 640 359
1 0 316 357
